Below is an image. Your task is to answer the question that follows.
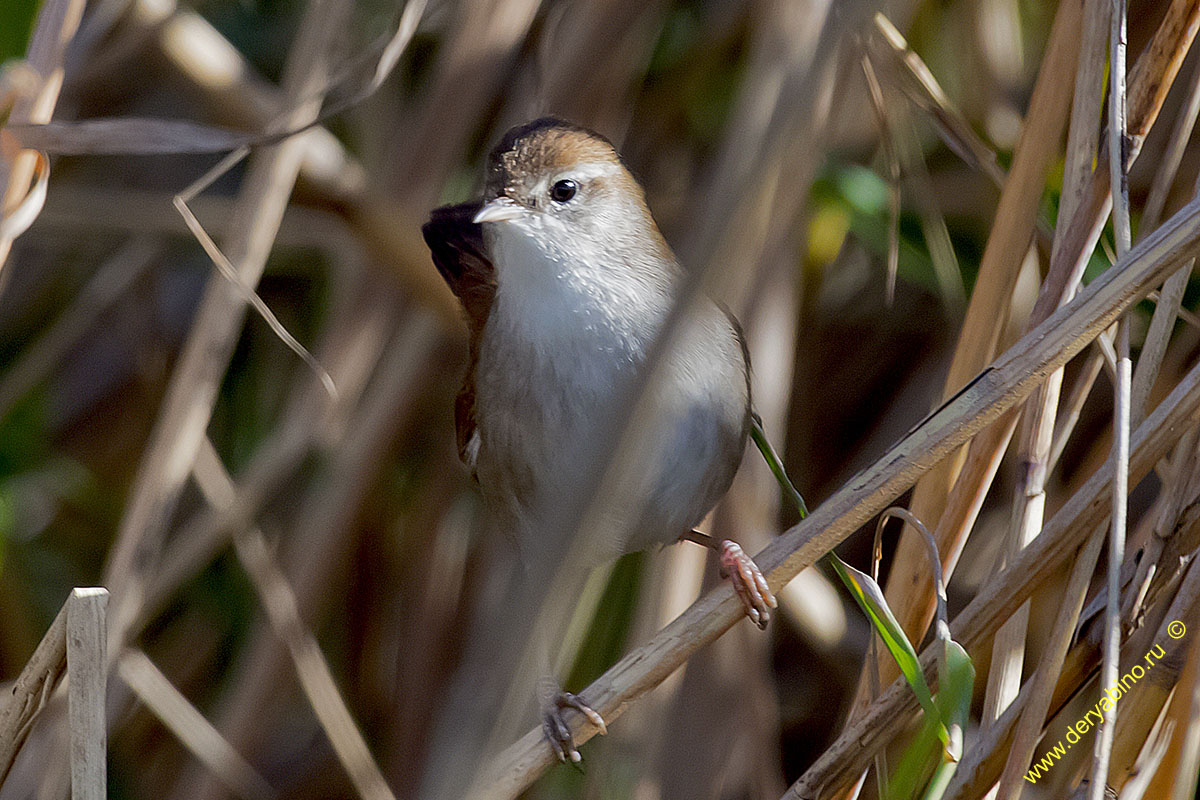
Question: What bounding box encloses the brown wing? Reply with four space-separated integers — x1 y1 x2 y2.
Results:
422 201 496 471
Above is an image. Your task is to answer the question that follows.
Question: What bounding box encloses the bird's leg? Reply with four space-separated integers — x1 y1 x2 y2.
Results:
541 688 607 764
680 529 776 630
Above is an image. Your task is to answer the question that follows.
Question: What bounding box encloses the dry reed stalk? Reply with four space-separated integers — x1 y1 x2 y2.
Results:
30 186 359 250
992 513 1107 799
874 0 1081 700
1091 3 1134 795
102 0 352 653
791 346 1200 798
878 0 1200 714
485 167 1200 799
980 0 1108 750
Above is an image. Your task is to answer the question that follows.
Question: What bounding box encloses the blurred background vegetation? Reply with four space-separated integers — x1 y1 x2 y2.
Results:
3 0 1200 798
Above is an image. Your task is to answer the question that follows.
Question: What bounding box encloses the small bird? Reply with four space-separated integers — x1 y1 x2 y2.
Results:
422 117 775 763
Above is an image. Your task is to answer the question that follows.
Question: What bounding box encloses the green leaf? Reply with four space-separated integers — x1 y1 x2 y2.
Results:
934 640 973 759
826 551 943 744
886 703 943 800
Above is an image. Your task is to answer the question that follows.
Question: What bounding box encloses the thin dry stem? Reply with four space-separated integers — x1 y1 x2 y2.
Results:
116 650 276 800
191 441 396 800
102 0 353 654
1092 4 1133 795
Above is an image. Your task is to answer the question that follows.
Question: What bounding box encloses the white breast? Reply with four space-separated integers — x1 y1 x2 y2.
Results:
473 216 748 560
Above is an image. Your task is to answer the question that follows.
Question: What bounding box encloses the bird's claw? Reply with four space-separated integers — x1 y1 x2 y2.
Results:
543 691 606 764
718 540 776 630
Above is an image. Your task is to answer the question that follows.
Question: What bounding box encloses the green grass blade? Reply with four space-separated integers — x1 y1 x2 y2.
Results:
749 413 808 518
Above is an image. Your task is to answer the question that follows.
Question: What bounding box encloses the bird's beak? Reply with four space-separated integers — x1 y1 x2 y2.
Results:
473 196 525 224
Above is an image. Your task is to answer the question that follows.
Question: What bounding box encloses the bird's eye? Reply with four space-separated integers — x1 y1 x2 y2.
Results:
550 179 578 203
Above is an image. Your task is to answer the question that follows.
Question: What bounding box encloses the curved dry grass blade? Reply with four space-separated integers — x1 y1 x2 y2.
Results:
172 187 337 401
860 53 901 306
869 12 1005 188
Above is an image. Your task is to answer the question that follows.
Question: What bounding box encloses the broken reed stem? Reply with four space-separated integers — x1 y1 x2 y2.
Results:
65 588 108 800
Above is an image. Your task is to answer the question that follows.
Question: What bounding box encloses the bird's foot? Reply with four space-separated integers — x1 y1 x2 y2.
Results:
717 539 776 630
542 691 606 764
